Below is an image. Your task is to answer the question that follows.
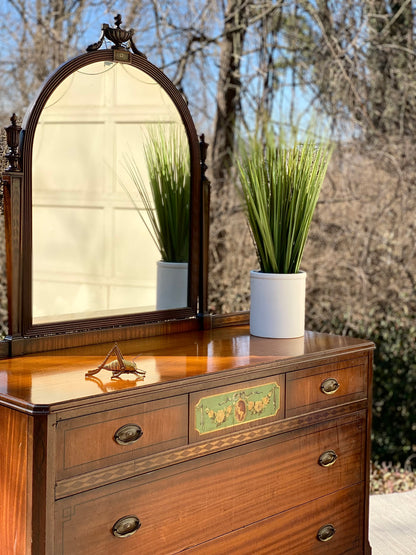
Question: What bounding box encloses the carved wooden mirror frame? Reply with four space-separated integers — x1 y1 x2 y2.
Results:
2 17 209 356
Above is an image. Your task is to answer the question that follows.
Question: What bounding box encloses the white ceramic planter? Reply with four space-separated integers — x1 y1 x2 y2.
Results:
156 261 188 310
250 270 306 338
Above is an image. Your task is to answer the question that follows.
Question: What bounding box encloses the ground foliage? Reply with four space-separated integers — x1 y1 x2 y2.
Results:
370 459 416 494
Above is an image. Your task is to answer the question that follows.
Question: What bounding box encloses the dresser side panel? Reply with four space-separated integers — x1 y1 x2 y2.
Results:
0 405 33 554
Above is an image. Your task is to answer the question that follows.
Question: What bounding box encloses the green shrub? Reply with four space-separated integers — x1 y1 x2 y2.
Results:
310 309 416 465
368 315 416 464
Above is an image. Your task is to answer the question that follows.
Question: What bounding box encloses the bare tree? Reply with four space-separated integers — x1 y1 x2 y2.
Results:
293 0 416 139
0 1 97 118
366 0 415 136
1 0 414 322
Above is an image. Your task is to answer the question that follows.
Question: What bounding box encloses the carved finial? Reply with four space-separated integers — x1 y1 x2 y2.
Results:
86 14 147 58
4 113 21 172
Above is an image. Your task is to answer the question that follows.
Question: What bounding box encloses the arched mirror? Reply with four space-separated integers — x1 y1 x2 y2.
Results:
2 17 206 354
31 61 189 324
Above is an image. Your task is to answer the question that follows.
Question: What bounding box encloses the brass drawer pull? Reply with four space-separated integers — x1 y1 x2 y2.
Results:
317 524 336 542
319 450 338 467
320 378 339 395
114 423 143 445
112 515 141 538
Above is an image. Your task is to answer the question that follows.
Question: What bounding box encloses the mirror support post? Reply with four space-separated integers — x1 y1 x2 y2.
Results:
1 115 26 354
198 134 211 328
2 171 24 345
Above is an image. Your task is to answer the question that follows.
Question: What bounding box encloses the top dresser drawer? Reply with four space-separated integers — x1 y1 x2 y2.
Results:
286 357 367 418
56 395 188 480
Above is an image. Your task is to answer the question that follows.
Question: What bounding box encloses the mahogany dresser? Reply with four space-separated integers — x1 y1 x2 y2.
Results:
0 325 373 554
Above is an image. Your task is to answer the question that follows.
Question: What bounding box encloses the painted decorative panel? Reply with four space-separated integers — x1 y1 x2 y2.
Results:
194 382 280 435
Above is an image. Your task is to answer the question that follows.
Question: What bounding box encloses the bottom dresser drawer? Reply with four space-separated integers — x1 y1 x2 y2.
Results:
185 483 364 554
54 415 365 554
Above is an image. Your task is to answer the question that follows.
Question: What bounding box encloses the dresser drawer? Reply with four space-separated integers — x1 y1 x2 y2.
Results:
185 483 364 554
55 414 365 554
56 395 188 479
286 358 367 418
189 374 285 442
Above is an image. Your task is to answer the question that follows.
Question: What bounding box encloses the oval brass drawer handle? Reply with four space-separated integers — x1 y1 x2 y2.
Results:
112 515 141 538
114 423 143 445
320 377 340 395
317 523 336 542
319 449 338 467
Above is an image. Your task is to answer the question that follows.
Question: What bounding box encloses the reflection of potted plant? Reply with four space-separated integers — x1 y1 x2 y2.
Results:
238 131 332 338
124 125 190 309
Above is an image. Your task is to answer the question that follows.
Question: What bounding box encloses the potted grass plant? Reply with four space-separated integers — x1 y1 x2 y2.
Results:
124 124 190 310
238 130 332 338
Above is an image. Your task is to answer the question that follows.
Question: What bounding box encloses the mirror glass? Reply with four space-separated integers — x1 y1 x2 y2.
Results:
31 61 189 325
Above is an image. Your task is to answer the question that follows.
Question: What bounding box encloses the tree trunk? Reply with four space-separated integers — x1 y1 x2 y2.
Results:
211 0 250 186
367 0 415 135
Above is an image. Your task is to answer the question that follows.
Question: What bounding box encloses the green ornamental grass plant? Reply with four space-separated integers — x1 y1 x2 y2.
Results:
124 125 190 263
238 132 332 274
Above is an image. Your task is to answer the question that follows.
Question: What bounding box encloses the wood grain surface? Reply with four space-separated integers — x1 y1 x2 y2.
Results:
0 326 373 412
0 405 32 554
0 325 373 554
54 414 365 554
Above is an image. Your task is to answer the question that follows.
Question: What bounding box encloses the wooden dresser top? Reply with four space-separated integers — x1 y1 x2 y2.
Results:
0 326 373 414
